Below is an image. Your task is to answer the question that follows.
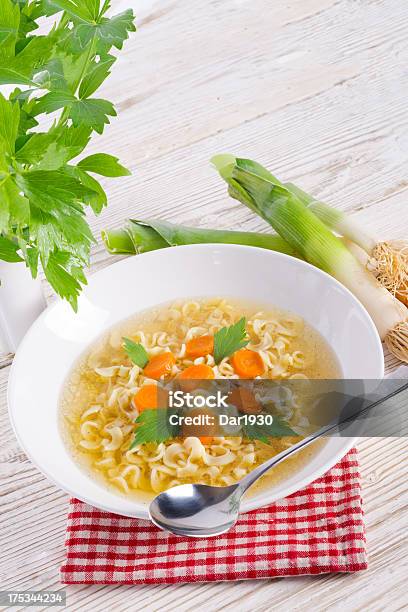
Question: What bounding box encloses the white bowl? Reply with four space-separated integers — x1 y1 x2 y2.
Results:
8 245 384 518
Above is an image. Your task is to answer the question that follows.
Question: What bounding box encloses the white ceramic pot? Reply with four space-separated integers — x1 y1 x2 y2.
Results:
0 261 46 354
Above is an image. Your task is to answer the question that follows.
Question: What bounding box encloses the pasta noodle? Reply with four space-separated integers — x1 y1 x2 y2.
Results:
60 298 340 498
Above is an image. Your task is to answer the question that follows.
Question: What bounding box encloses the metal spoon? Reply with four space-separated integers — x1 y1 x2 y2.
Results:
149 382 408 537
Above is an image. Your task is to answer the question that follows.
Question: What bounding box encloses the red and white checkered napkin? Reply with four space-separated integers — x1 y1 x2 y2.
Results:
60 449 367 584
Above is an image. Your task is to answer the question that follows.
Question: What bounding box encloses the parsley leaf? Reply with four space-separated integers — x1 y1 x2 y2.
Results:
32 91 76 115
17 170 97 213
73 167 107 214
131 409 179 448
78 153 130 177
123 337 149 368
70 98 116 134
15 133 55 164
44 251 86 311
213 317 249 364
0 36 55 86
78 54 115 98
0 0 19 62
32 93 117 135
0 93 19 153
242 415 297 443
0 1 135 310
50 0 98 22
0 236 23 262
0 175 29 228
74 10 136 52
0 68 35 86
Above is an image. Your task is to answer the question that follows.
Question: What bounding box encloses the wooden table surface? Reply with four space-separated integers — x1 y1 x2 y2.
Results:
1 0 408 609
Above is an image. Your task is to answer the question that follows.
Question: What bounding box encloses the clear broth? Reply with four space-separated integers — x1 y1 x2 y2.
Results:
60 297 341 502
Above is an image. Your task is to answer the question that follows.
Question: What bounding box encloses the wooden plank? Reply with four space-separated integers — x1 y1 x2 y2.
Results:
1 0 407 609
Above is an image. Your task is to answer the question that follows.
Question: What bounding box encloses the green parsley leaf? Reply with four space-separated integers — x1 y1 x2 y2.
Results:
25 246 39 278
32 91 76 115
35 142 75 171
131 409 179 448
97 10 136 51
26 126 92 170
70 98 116 134
74 10 136 52
73 167 107 214
0 175 29 230
213 317 249 364
0 0 20 62
29 202 92 267
0 1 135 310
34 92 116 135
11 90 39 135
39 50 91 93
242 415 297 443
0 68 35 86
79 54 115 98
50 0 98 22
17 169 97 214
123 337 149 368
15 132 55 164
0 36 55 86
18 2 41 38
0 93 19 154
44 250 86 311
78 153 130 177
0 236 23 262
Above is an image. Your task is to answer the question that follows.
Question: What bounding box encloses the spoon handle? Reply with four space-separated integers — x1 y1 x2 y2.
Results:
237 381 408 494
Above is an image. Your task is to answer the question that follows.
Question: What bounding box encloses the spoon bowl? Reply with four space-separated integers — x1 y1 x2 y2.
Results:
149 483 241 537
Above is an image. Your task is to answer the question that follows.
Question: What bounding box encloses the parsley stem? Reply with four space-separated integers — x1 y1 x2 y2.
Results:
55 11 70 32
73 36 97 96
55 36 97 130
0 174 10 188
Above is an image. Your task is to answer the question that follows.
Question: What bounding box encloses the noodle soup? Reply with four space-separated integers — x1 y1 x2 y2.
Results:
60 298 340 501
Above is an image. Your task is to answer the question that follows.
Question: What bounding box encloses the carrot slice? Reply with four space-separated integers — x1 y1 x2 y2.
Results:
132 384 168 412
181 407 217 439
229 387 261 414
144 352 175 380
186 335 214 359
231 349 264 378
198 436 213 445
178 363 215 392
178 364 215 380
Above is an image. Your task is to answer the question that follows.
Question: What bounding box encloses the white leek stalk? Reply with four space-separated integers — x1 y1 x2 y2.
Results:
212 155 408 363
284 183 408 307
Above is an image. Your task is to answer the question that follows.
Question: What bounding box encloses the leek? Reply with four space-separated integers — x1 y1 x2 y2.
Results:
285 182 408 307
212 155 408 364
218 154 407 306
102 218 298 257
